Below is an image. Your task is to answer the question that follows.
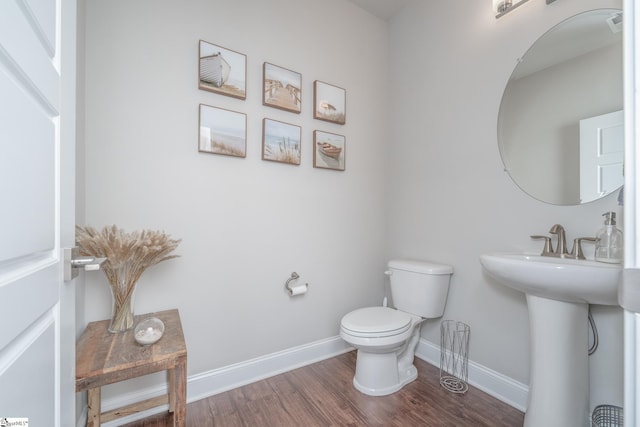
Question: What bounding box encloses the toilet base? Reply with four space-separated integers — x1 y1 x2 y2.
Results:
352 347 419 396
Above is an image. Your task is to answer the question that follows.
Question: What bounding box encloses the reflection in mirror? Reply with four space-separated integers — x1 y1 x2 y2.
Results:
498 9 623 205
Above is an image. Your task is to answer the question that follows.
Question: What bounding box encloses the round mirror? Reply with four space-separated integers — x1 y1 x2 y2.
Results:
498 9 623 205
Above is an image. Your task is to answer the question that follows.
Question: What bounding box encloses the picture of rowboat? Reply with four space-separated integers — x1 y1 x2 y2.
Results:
198 40 246 99
317 142 342 159
313 130 345 171
200 52 230 88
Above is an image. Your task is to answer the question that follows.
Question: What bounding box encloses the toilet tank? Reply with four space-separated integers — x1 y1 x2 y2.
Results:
387 259 453 318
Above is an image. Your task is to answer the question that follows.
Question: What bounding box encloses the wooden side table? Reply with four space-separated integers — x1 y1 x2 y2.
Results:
76 309 187 427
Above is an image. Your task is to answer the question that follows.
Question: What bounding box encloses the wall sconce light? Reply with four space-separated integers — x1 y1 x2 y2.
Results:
494 0 530 18
495 0 558 19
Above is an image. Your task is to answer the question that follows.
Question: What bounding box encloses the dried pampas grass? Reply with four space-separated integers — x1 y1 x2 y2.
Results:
76 225 181 332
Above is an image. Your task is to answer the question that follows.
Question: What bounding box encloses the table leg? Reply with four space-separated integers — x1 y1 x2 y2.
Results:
168 368 176 412
169 359 187 427
87 387 101 427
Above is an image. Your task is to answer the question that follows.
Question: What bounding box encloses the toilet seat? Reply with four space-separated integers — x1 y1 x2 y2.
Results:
341 307 413 338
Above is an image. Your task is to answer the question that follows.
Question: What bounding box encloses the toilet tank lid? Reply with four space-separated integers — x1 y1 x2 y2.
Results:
388 259 453 275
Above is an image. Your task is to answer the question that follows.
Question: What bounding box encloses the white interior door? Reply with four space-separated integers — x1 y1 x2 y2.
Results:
579 110 624 203
0 0 76 426
622 0 640 425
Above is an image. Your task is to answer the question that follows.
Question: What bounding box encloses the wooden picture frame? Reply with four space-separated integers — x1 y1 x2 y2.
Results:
198 40 246 100
263 62 302 114
313 130 345 171
198 104 247 158
313 80 346 125
262 118 301 165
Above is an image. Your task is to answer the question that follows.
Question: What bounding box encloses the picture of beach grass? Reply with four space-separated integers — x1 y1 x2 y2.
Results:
262 118 301 165
199 104 246 158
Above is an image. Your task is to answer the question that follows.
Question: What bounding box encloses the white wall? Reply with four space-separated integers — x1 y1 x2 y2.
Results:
82 0 388 397
81 0 626 414
387 0 623 408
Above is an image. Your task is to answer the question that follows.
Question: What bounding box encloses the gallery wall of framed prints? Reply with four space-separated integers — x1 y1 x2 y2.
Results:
197 39 346 171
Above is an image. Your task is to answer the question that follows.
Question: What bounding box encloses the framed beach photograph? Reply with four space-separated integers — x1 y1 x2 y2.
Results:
263 62 302 114
198 40 246 100
313 130 345 171
198 104 247 158
262 118 301 165
313 81 346 125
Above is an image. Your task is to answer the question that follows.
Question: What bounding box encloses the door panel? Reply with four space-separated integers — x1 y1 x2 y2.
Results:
0 75 56 262
579 110 624 202
23 0 57 55
0 266 58 350
0 314 55 424
0 0 58 265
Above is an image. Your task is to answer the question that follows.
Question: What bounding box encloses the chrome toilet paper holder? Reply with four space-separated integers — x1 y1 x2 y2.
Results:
285 272 308 296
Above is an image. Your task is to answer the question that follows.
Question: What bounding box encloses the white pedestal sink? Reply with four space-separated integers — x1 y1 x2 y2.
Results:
479 253 622 427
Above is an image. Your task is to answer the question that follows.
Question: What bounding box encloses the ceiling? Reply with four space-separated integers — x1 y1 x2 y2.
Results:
346 0 411 21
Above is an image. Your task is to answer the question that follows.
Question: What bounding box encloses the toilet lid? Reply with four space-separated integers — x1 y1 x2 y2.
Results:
341 307 412 337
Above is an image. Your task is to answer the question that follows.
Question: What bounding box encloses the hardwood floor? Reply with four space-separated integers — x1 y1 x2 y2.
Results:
122 351 524 426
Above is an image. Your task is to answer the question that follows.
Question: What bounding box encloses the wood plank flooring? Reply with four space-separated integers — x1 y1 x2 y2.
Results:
122 351 524 426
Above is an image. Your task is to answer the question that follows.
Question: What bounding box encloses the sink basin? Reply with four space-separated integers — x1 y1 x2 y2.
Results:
479 253 622 306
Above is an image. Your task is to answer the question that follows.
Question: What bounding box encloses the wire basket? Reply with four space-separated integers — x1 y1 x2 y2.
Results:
439 320 470 394
592 404 623 427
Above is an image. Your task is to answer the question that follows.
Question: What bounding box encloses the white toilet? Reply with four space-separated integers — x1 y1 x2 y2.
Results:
339 259 453 396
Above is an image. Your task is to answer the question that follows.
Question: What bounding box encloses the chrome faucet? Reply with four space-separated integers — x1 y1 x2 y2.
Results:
531 224 597 259
568 237 597 260
530 235 553 256
549 224 568 257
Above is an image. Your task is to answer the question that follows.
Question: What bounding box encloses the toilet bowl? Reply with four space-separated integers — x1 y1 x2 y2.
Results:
340 306 424 395
340 259 453 396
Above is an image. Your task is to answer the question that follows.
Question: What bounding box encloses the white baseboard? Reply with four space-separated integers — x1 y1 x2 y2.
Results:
187 336 353 402
415 338 528 412
90 335 527 426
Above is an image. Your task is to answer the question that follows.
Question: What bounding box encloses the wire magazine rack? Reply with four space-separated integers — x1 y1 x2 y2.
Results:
439 320 470 394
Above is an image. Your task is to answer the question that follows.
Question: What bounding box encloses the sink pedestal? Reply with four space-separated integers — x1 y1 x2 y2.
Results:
525 295 589 427
479 252 622 425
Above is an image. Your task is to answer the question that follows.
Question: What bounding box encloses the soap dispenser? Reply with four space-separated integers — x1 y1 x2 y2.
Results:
595 212 623 264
